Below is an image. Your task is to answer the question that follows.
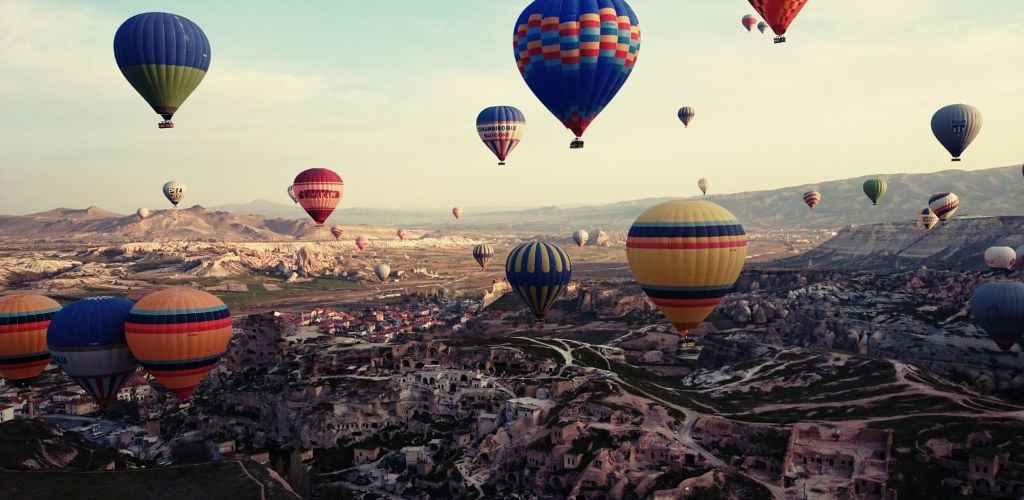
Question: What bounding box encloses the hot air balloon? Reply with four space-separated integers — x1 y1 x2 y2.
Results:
918 208 939 231
928 193 959 222
971 281 1024 351
331 226 344 240
397 229 408 241
113 13 211 128
374 263 391 283
697 178 711 196
803 191 821 210
757 21 768 34
931 104 982 162
863 179 887 206
477 106 526 165
287 185 298 204
355 236 368 251
124 287 231 401
452 207 463 220
47 297 138 407
0 294 61 385
137 208 150 220
505 242 573 320
748 0 810 43
742 14 758 31
627 200 747 337
293 168 344 227
573 230 589 249
677 107 695 128
985 247 1016 270
473 244 494 270
513 0 640 148
162 181 186 207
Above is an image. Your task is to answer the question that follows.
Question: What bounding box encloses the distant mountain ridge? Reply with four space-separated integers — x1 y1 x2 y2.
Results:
1 165 1019 243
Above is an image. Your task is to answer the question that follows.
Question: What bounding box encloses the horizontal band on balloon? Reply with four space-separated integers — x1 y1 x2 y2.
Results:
139 353 223 371
126 318 231 334
628 222 746 235
0 351 51 365
649 297 726 308
642 287 734 300
127 306 229 321
117 65 207 110
127 303 228 316
0 323 51 336
0 309 58 323
627 240 748 250
49 343 131 353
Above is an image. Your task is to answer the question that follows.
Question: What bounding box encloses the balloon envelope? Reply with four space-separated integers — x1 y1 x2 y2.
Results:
627 200 748 337
113 12 211 127
985 247 1016 270
757 21 768 33
397 229 408 241
0 294 61 385
293 168 344 227
928 193 959 222
513 0 641 142
287 185 297 204
374 263 391 282
803 191 821 210
918 208 939 231
124 287 231 400
697 178 711 196
137 208 150 220
477 106 525 165
572 230 589 249
452 207 462 220
931 104 982 161
748 0 810 38
971 281 1024 351
355 236 368 251
677 107 695 128
331 226 344 240
863 179 887 205
47 297 137 407
473 244 494 269
505 242 572 320
742 14 758 31
162 181 186 207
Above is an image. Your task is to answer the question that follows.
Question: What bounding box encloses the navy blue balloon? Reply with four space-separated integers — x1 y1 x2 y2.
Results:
970 282 1024 351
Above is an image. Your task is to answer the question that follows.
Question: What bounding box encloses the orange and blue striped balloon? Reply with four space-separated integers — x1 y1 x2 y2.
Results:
505 242 572 320
0 294 61 385
627 200 748 337
125 287 231 401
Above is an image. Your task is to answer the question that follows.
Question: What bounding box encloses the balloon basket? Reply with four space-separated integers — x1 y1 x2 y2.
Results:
570 138 584 149
498 161 506 166
773 36 786 44
951 158 961 162
158 120 175 129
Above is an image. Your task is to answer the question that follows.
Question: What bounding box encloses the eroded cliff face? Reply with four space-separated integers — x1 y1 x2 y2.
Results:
0 420 134 471
772 216 1024 270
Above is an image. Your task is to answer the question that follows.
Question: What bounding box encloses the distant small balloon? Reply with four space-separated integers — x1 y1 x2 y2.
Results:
473 244 494 270
374 263 391 283
803 191 821 210
985 247 1016 270
697 178 711 196
287 185 297 204
862 179 887 206
162 181 186 207
331 225 343 240
137 208 150 220
757 21 768 34
572 230 589 249
928 192 959 222
397 229 408 241
452 207 462 220
355 236 368 251
918 208 938 231
678 107 695 128
742 14 758 32
931 104 982 162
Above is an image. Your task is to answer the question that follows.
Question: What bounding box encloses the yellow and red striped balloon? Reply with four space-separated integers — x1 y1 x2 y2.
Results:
125 287 231 400
0 294 61 384
627 200 748 337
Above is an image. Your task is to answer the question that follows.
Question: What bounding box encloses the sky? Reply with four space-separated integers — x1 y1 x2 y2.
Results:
1 0 1023 215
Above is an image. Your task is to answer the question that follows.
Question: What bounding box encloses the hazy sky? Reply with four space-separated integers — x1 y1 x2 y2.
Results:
2 0 1023 215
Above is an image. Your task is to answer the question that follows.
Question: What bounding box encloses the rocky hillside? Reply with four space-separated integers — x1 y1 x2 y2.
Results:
769 215 1024 270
